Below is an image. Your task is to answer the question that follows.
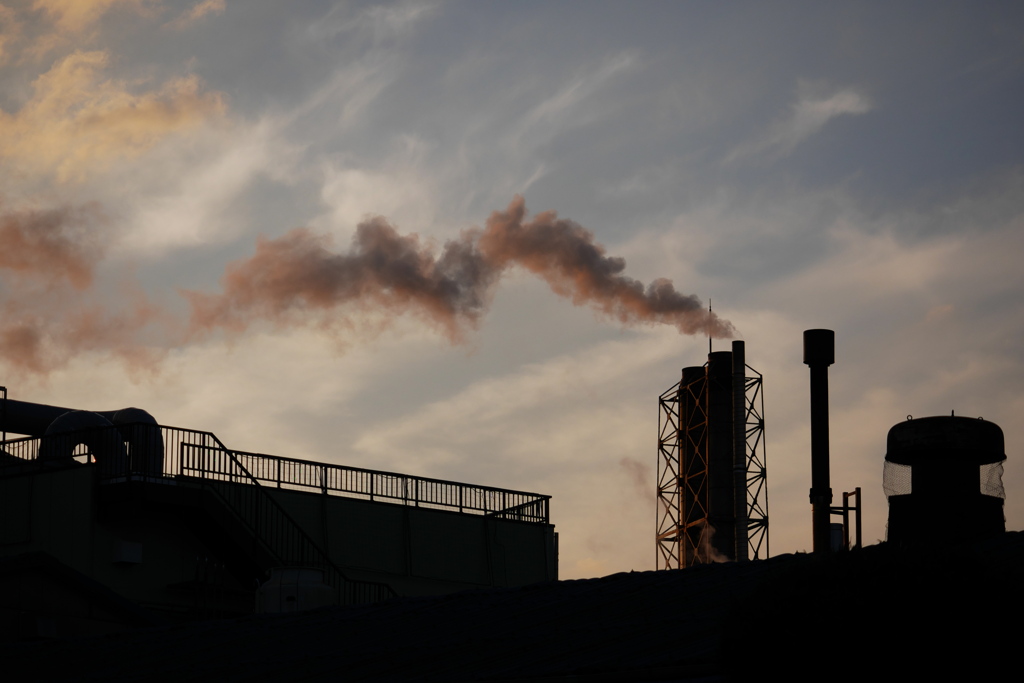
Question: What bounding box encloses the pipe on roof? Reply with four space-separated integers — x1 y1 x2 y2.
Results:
1 398 163 475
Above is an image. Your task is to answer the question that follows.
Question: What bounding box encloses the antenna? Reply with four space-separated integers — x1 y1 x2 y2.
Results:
708 299 712 354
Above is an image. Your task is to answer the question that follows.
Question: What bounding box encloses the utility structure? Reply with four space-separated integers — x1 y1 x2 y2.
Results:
656 340 768 568
884 414 1006 547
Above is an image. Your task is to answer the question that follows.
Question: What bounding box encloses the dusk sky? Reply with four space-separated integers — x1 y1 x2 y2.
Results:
2 1 1023 578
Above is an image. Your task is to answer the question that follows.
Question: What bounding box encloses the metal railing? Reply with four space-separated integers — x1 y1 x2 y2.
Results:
186 446 550 523
0 424 549 523
0 423 395 604
179 443 394 605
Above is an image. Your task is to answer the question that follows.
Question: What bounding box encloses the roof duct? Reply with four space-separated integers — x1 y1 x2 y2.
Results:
884 414 1006 546
0 398 163 475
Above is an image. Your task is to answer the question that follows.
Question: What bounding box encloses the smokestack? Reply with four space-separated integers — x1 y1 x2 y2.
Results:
803 329 834 555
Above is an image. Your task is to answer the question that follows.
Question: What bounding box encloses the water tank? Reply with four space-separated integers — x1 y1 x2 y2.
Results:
883 415 1005 546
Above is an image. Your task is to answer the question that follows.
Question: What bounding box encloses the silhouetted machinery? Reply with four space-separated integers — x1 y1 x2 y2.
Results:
884 414 1006 546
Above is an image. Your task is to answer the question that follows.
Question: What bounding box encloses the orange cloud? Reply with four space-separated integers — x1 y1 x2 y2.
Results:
0 49 225 182
0 5 24 64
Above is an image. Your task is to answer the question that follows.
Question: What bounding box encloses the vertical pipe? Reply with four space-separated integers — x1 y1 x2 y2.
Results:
731 341 749 561
707 351 735 562
803 329 835 555
854 486 862 549
842 490 850 551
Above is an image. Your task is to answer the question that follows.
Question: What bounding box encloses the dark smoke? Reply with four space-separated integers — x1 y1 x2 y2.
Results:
185 217 498 343
479 196 734 337
187 196 733 340
0 196 733 375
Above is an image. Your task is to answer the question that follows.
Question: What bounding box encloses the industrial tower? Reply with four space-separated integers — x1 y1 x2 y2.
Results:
656 340 768 568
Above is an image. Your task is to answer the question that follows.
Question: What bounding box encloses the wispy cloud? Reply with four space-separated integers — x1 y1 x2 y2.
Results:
726 83 872 163
164 0 225 31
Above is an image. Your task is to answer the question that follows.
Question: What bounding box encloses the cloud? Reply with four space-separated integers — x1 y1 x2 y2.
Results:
0 5 24 64
521 52 637 129
164 0 224 30
120 119 282 254
32 0 149 34
726 83 872 163
0 49 225 182
316 137 440 239
23 0 152 59
349 331 684 471
306 1 437 45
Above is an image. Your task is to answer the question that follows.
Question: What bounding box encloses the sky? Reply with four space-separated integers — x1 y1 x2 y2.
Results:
1 0 1023 579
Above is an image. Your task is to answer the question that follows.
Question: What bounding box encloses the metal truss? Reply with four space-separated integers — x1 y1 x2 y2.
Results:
742 370 769 560
656 364 769 569
656 381 684 570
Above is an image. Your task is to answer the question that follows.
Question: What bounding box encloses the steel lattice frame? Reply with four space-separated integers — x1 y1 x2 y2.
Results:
656 364 769 569
742 370 769 561
656 381 684 569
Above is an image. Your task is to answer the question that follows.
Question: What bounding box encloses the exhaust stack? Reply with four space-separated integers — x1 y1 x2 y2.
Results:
803 329 834 555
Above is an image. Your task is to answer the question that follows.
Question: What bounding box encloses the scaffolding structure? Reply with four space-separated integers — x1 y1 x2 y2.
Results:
656 341 768 569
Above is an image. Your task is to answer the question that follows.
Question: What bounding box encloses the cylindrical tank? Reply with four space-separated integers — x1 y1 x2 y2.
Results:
884 415 1006 546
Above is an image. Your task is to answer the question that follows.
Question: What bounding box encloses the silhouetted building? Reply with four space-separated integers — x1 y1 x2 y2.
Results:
0 396 556 636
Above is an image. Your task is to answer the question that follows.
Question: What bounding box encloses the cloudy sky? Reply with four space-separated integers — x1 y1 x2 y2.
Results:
2 0 1023 578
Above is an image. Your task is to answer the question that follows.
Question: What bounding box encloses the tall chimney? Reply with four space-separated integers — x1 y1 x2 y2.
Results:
803 329 834 555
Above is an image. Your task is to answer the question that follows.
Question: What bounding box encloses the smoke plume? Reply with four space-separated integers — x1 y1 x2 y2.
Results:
185 216 498 343
479 197 733 337
0 202 168 377
0 196 732 375
0 203 101 290
187 196 733 340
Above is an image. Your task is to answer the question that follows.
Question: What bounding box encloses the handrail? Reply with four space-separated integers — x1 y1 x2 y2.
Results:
206 447 551 523
181 442 395 604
